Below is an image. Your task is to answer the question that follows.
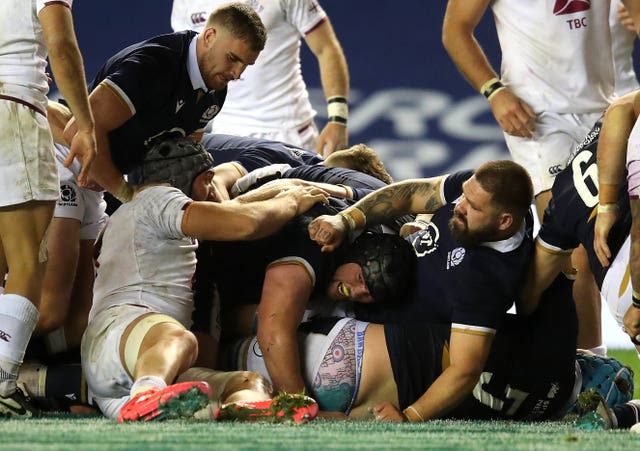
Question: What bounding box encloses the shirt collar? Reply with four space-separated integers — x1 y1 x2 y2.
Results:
480 220 526 253
187 35 210 92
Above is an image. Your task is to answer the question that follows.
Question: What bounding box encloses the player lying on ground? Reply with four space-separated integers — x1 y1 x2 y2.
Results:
219 274 633 422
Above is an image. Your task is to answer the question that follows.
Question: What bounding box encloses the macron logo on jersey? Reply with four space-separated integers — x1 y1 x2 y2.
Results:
553 0 590 15
175 99 185 113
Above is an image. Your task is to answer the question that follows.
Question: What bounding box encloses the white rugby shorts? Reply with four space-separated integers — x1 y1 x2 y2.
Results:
0 99 58 206
503 111 602 195
54 179 107 240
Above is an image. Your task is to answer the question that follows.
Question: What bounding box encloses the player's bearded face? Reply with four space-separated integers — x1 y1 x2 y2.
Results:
449 177 502 246
448 210 499 246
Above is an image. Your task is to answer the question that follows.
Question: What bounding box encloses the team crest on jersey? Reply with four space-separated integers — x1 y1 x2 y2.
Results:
412 223 440 256
201 105 220 122
447 247 465 269
553 0 590 15
58 184 78 207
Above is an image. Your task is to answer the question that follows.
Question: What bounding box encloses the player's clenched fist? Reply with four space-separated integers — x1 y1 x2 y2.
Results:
308 214 347 252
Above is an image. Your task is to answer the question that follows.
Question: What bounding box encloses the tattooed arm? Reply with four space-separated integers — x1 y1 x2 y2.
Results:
308 176 447 252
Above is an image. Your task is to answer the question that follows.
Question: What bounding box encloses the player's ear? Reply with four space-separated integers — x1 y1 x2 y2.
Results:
497 212 513 231
204 169 215 184
202 26 217 45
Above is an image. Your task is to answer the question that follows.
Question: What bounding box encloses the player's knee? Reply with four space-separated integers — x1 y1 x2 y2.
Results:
166 327 199 367
143 323 199 369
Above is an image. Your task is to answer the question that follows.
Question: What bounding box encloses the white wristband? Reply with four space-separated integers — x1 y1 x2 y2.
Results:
327 96 348 125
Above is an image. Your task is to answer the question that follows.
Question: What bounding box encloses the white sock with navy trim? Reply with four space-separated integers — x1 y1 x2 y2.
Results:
0 294 39 396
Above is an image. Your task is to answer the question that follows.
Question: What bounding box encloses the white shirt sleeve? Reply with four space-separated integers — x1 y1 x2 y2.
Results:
284 0 327 35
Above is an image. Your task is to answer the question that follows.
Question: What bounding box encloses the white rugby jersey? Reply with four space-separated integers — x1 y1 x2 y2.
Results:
90 186 197 327
0 0 73 113
171 0 326 131
491 0 614 113
610 0 639 96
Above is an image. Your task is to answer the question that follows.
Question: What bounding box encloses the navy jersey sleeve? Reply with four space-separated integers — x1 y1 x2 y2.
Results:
441 170 474 204
285 165 386 191
201 134 322 172
351 187 374 201
537 197 581 252
92 33 195 114
103 48 180 112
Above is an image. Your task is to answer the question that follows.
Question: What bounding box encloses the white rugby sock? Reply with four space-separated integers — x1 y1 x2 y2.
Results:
0 294 39 396
130 375 166 398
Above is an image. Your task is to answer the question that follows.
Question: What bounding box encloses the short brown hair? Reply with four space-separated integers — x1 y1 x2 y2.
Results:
208 2 266 53
324 144 393 184
474 160 533 219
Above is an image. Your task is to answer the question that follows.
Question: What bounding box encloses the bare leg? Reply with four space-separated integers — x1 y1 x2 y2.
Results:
572 244 603 351
116 318 208 422
130 321 198 385
0 200 54 302
0 200 54 399
36 217 81 335
59 239 95 348
177 367 272 405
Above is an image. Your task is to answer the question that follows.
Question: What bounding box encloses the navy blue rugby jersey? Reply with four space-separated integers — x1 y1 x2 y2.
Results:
386 273 577 421
91 31 227 173
201 133 323 170
355 170 534 333
284 165 384 193
537 121 631 287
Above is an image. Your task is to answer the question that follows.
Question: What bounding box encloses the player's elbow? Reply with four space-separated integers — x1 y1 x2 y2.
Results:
458 367 483 394
256 327 284 357
450 361 484 390
441 26 453 52
441 21 460 54
441 19 471 56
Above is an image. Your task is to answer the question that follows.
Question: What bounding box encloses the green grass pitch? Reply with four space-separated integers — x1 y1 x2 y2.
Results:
0 414 638 450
